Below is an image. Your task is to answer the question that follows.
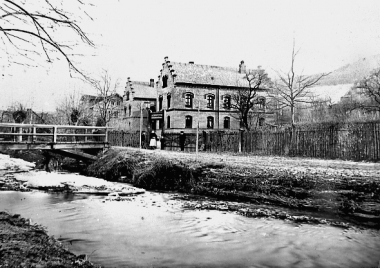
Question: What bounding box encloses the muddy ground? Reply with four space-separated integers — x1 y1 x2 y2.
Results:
1 147 380 267
0 211 98 267
86 147 380 229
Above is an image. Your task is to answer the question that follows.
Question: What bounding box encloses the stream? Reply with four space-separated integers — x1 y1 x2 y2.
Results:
1 183 380 267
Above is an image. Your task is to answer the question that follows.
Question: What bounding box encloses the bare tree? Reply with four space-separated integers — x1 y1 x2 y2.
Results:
10 102 27 123
269 43 330 128
91 70 121 126
355 68 380 112
0 0 94 77
55 91 90 125
230 68 272 130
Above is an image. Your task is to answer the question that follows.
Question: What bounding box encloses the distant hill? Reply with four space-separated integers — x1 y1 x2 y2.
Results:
318 55 380 86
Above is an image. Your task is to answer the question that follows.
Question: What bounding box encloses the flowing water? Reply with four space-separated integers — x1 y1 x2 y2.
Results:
1 189 380 268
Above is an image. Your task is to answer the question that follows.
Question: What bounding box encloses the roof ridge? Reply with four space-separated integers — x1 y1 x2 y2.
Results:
171 61 239 72
131 81 150 85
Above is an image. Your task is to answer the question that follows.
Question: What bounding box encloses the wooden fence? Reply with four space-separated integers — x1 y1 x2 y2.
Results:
107 122 380 161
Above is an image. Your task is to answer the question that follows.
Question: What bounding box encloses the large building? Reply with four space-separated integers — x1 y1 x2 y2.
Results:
122 78 157 132
153 57 272 136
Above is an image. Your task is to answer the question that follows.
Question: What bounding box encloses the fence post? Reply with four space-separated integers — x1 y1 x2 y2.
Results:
239 130 243 153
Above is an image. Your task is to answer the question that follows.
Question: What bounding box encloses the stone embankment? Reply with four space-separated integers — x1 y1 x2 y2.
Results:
85 147 380 228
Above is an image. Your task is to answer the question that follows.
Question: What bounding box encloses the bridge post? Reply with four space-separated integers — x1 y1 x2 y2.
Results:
53 126 57 143
32 127 36 142
17 127 22 142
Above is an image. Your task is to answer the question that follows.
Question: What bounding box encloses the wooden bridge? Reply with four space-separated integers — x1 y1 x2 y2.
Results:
0 123 109 162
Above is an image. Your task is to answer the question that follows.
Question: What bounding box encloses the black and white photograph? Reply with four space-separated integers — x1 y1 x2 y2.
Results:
1 0 380 267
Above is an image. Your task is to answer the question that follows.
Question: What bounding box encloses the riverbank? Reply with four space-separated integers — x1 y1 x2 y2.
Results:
0 152 144 267
85 147 380 228
0 211 98 267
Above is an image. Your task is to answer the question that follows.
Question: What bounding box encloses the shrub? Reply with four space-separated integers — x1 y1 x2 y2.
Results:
133 159 196 192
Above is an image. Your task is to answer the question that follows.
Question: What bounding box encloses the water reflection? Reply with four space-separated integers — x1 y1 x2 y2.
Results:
0 190 379 268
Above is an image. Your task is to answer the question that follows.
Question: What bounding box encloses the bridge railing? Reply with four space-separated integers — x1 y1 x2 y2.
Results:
0 123 109 144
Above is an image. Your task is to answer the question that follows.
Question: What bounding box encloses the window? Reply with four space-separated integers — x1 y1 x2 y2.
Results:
258 97 266 110
206 94 215 109
126 92 130 101
162 75 168 88
259 117 265 127
159 119 163 129
167 94 171 109
167 116 171 128
223 95 231 109
224 117 230 129
185 93 193 108
159 95 163 110
124 107 127 116
185 115 192 128
128 105 132 117
207 116 214 129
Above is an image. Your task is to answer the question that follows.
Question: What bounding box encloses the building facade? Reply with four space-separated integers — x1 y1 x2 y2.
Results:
154 57 272 136
122 78 157 132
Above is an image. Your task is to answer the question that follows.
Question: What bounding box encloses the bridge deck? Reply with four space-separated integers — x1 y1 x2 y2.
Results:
0 123 109 152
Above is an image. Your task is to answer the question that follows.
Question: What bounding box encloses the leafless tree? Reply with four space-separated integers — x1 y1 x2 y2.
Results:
269 43 330 128
230 68 272 130
92 70 121 126
355 68 380 112
0 0 94 78
55 91 90 125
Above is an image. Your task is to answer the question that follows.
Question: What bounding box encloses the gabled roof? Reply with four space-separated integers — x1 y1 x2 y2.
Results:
127 80 157 99
169 62 250 87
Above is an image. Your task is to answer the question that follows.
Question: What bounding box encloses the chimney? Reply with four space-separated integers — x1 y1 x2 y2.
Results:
239 60 246 73
189 61 194 64
150 79 154 87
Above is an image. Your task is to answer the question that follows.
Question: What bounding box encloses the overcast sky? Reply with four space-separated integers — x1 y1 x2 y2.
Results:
1 0 380 111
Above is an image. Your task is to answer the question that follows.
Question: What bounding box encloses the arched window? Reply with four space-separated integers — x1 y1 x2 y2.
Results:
223 95 231 109
207 116 214 129
206 94 215 109
128 105 132 117
185 115 192 128
126 91 130 101
167 93 171 109
184 92 193 108
159 95 163 110
167 116 171 128
259 117 265 127
258 97 266 110
224 117 230 129
162 75 168 88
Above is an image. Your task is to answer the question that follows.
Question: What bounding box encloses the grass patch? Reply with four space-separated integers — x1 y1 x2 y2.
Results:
85 150 138 182
133 159 197 192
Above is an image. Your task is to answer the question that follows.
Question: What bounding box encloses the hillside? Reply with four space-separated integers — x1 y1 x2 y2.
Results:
308 55 380 102
318 54 380 86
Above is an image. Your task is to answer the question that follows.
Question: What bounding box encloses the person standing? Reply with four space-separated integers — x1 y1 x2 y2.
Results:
149 130 157 149
179 131 186 151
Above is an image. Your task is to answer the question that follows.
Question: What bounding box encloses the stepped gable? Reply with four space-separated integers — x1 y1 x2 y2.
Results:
163 57 251 88
127 79 157 99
